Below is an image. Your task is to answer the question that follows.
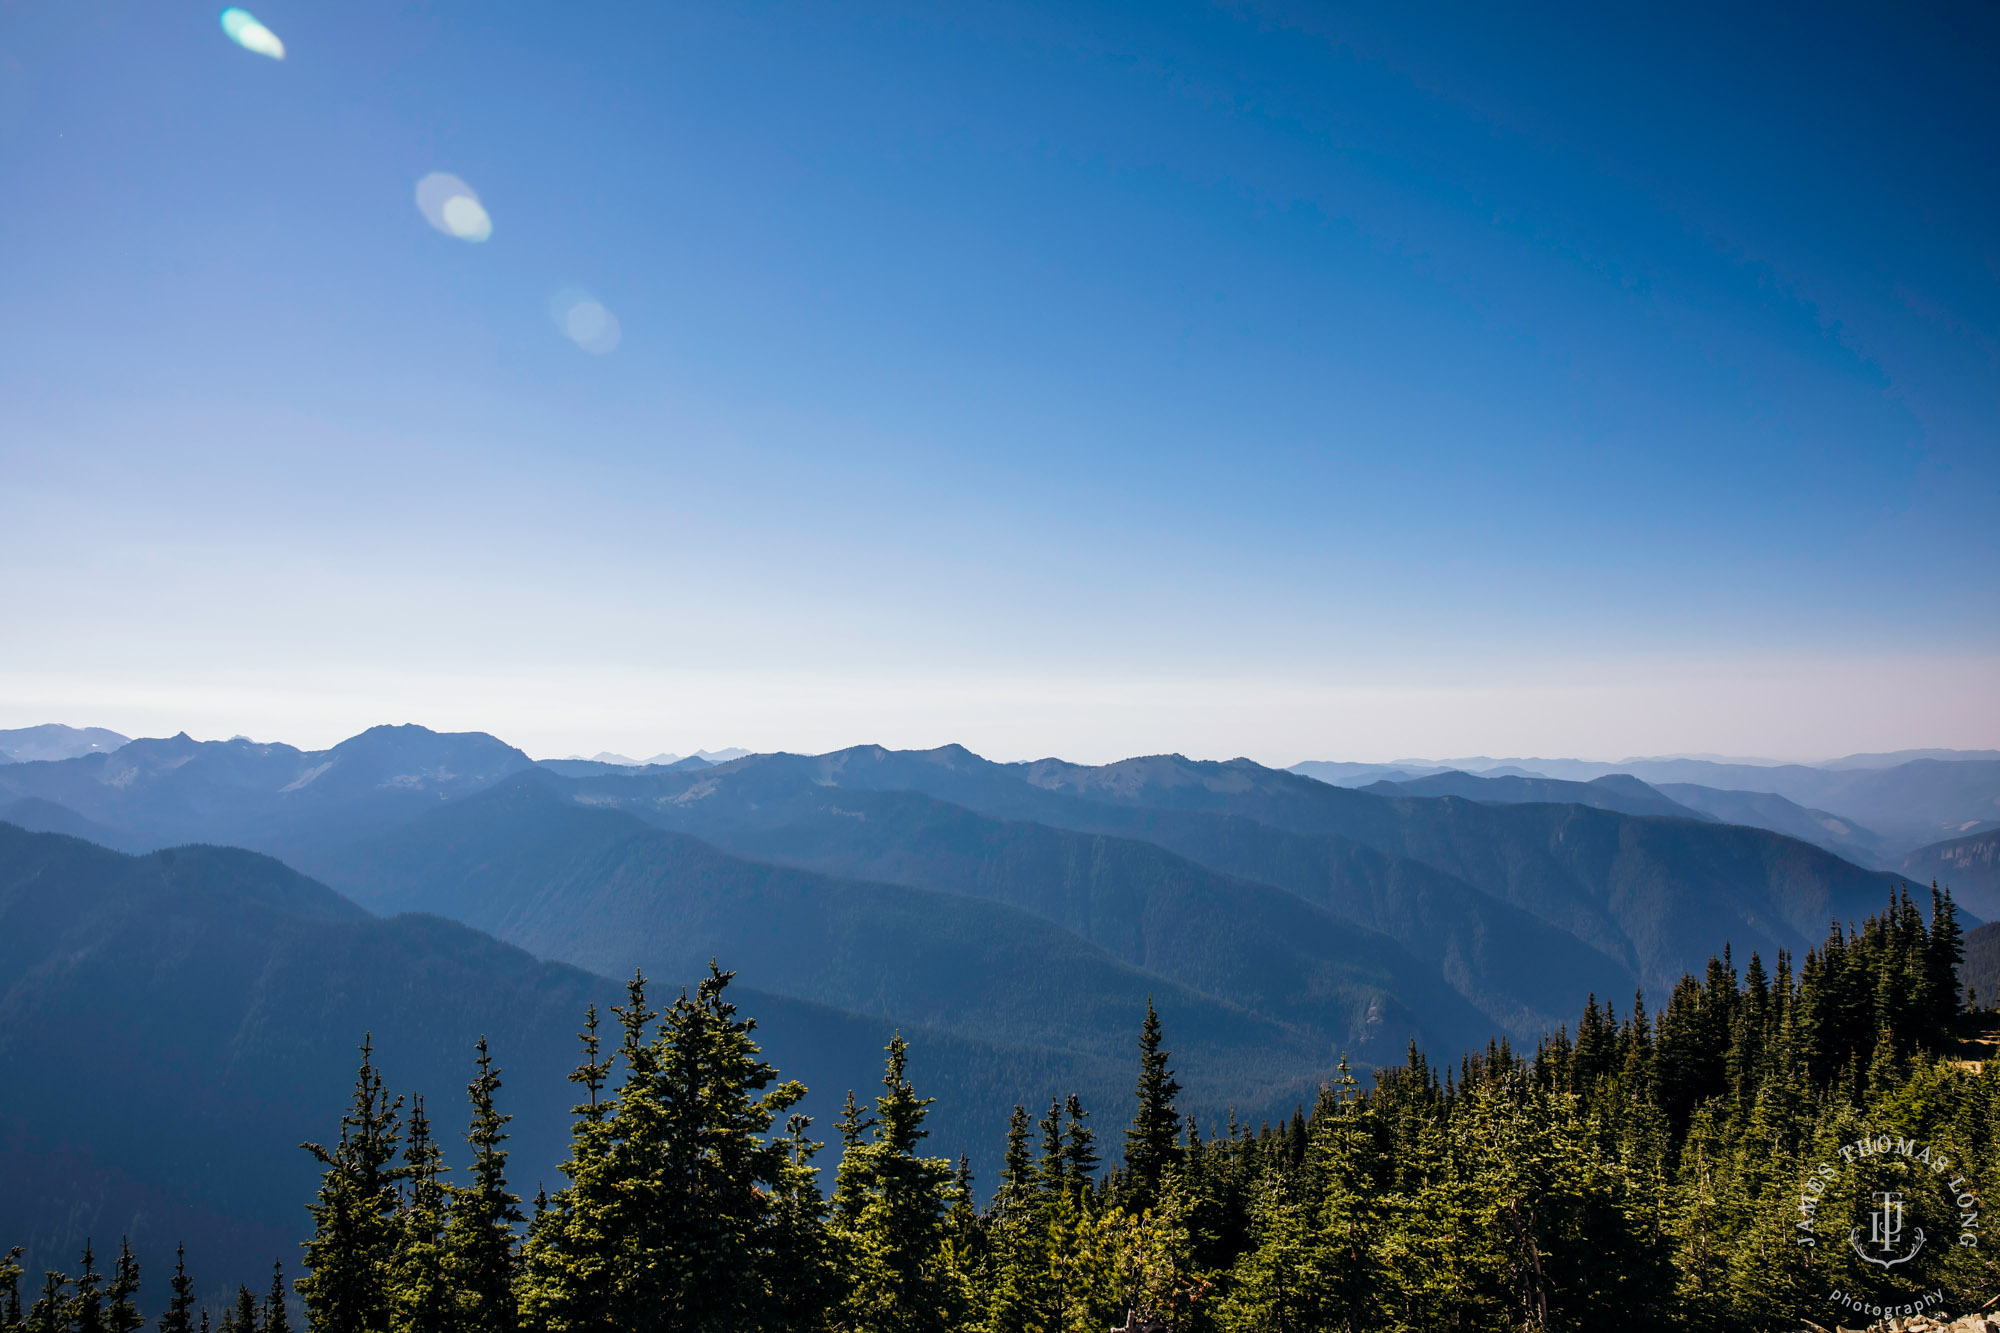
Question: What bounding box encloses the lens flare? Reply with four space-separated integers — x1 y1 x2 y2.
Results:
414 173 493 242
549 287 622 354
219 8 285 59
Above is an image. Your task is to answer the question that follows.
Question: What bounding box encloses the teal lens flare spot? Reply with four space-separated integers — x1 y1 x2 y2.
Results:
219 8 285 59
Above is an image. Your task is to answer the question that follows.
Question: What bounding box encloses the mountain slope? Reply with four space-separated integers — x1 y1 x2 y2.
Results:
1901 830 2000 920
296 776 1388 1089
1358 769 1707 820
1655 783 1891 867
0 822 1153 1301
551 761 1630 1039
688 747 1910 993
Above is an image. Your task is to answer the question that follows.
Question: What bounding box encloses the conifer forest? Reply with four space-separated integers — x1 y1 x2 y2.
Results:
2 887 1994 1332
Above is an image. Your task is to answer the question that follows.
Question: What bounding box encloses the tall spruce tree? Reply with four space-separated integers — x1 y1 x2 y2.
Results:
387 1096 451 1333
104 1241 140 1333
68 1242 103 1333
258 1265 290 1333
1 1248 22 1332
831 1035 965 1333
440 1039 521 1333
299 1036 405 1333
156 1248 194 1333
1123 999 1183 1215
26 1271 65 1333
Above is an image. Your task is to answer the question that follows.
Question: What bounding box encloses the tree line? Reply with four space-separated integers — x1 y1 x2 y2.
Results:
4 885 1996 1332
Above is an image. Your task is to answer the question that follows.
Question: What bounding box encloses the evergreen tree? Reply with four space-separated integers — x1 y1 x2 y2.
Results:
1123 999 1183 1215
387 1096 451 1333
68 1242 103 1333
259 1265 290 1333
831 1034 965 1333
299 1036 405 1333
2 1249 23 1333
1062 1093 1098 1192
156 1248 194 1333
223 1288 256 1333
26 1271 66 1333
104 1241 140 1333
440 1038 521 1333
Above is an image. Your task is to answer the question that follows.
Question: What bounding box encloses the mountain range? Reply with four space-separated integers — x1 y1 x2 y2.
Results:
1297 752 2000 862
2 720 1988 1298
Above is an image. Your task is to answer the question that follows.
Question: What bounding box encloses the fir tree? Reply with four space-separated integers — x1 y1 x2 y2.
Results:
27 1272 66 1333
387 1096 451 1333
440 1038 521 1333
1 1249 22 1333
104 1241 140 1333
831 1034 965 1333
1123 999 1183 1215
69 1242 103 1333
156 1248 194 1333
299 1036 405 1333
258 1265 290 1333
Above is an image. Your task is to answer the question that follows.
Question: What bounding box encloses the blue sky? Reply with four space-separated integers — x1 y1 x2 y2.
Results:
3 0 1996 761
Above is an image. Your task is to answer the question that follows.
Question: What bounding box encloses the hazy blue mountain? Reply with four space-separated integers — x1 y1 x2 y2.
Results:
297 773 1451 1083
1654 783 1891 867
1358 770 1707 821
545 760 1632 1039
0 724 130 762
543 744 1908 997
0 820 1156 1302
1300 752 2000 856
1286 761 1439 787
1901 829 2000 920
0 796 150 852
1823 748 2000 769
702 746 1910 993
0 724 534 850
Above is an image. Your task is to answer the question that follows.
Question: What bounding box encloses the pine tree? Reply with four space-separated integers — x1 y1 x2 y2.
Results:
105 1241 140 1333
299 1036 405 1333
1062 1094 1098 1193
1 1248 23 1333
27 1272 67 1333
440 1038 521 1333
831 1034 966 1333
217 1287 255 1333
387 1096 451 1333
156 1248 194 1333
69 1241 103 1333
1123 999 1182 1216
258 1264 290 1333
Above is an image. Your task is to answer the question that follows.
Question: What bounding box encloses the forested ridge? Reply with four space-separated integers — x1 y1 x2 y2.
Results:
4 887 1994 1332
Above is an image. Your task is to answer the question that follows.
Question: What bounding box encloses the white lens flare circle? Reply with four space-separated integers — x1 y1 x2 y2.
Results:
550 288 622 354
219 8 285 59
414 173 493 242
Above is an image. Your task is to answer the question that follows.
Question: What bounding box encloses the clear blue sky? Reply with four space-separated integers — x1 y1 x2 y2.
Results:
4 0 1996 762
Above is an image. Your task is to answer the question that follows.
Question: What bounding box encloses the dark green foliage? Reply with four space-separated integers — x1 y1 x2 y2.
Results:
1 1248 22 1332
438 1039 520 1333
215 1287 255 1333
298 1040 404 1333
516 964 814 1332
259 1264 290 1333
1124 998 1183 1214
105 1241 140 1333
69 1242 102 1333
831 1034 967 1333
156 1248 194 1333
